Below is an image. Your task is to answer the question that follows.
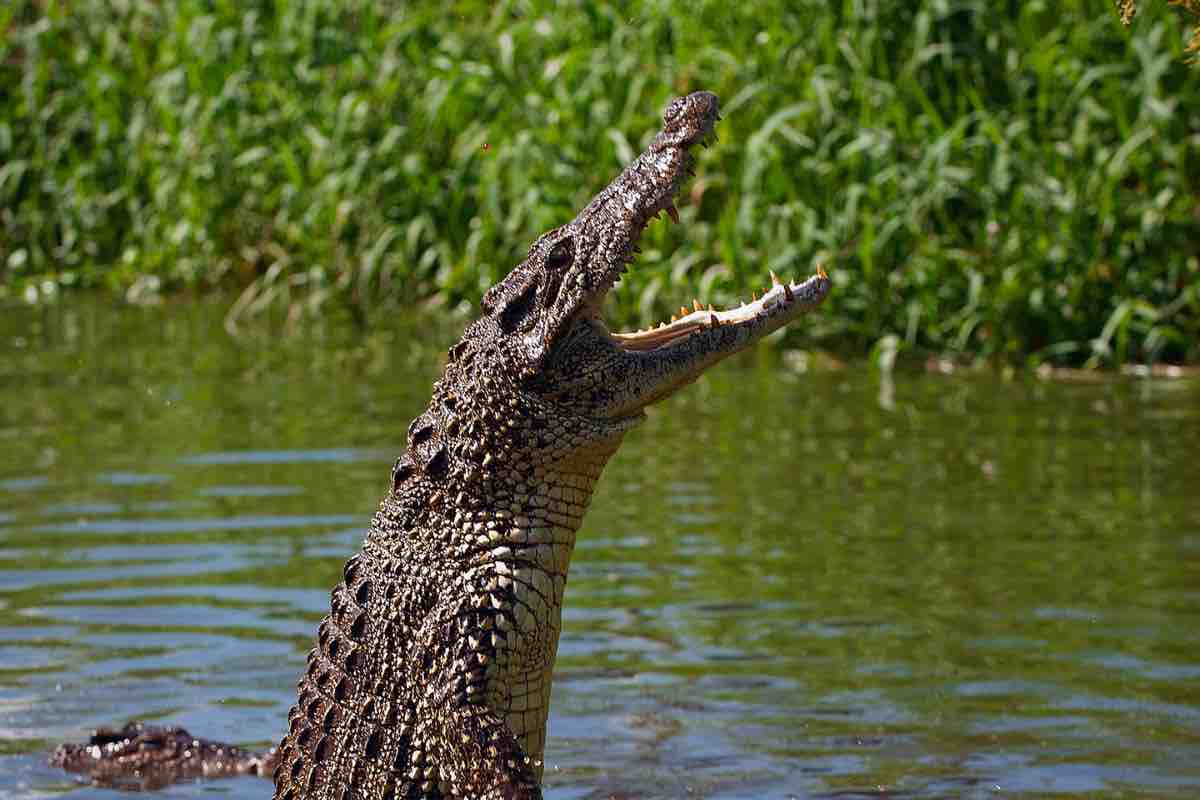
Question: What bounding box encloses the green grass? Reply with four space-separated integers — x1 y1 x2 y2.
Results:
2 0 1199 365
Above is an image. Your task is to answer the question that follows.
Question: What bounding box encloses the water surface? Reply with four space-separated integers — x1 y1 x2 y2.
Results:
1 299 1198 798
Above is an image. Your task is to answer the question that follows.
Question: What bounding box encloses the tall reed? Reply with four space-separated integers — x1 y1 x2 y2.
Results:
3 1 1198 364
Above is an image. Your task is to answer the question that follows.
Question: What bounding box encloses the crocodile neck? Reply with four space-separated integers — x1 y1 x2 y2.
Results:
362 360 637 778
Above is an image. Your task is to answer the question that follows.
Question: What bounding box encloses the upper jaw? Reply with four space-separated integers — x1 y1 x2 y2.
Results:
580 92 720 302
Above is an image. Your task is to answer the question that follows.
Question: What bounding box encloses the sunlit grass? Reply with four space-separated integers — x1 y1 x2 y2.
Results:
2 1 1198 365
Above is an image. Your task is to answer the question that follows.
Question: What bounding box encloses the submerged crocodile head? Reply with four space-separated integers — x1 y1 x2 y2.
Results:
469 90 831 425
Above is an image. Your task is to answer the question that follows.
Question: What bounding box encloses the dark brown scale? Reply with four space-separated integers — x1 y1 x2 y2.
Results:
296 726 313 749
331 588 350 624
349 611 368 640
365 729 383 759
355 580 372 606
351 759 368 786
344 555 361 585
408 419 434 446
391 458 416 490
425 444 449 476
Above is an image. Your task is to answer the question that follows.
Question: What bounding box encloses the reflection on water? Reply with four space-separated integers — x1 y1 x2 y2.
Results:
1 298 1198 798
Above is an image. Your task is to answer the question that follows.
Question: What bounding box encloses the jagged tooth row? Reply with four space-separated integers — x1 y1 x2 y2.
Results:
627 265 829 334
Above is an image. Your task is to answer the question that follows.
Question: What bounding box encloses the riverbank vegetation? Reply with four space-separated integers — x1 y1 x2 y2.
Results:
2 1 1198 365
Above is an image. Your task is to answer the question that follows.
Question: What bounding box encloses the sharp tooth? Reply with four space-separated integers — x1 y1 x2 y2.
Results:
693 299 702 312
770 271 780 286
784 283 794 301
679 306 688 317
666 205 680 225
671 315 678 323
751 290 758 302
817 263 829 280
707 304 714 313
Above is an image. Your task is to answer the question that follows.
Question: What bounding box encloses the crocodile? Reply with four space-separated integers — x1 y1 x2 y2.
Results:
53 90 831 798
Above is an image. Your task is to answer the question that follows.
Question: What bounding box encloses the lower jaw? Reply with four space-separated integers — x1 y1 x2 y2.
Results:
609 267 830 355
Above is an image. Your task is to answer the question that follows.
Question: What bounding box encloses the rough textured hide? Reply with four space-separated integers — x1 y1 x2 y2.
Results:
53 91 831 799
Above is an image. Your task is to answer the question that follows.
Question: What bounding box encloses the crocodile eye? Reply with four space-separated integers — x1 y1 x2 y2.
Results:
546 237 573 271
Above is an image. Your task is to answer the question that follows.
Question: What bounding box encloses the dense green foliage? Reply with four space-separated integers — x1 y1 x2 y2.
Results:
2 1 1198 364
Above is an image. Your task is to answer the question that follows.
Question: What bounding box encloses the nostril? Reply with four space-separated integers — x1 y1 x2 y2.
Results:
662 91 719 127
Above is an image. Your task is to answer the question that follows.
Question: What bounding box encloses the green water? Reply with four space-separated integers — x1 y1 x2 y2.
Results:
1 298 1198 799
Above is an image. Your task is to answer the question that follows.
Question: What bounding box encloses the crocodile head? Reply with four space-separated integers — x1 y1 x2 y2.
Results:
476 90 831 423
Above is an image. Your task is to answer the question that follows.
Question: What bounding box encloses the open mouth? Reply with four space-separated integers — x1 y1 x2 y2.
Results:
609 264 829 353
583 90 830 356
604 199 830 354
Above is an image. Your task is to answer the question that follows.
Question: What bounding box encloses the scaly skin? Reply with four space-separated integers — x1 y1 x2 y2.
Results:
53 91 831 798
